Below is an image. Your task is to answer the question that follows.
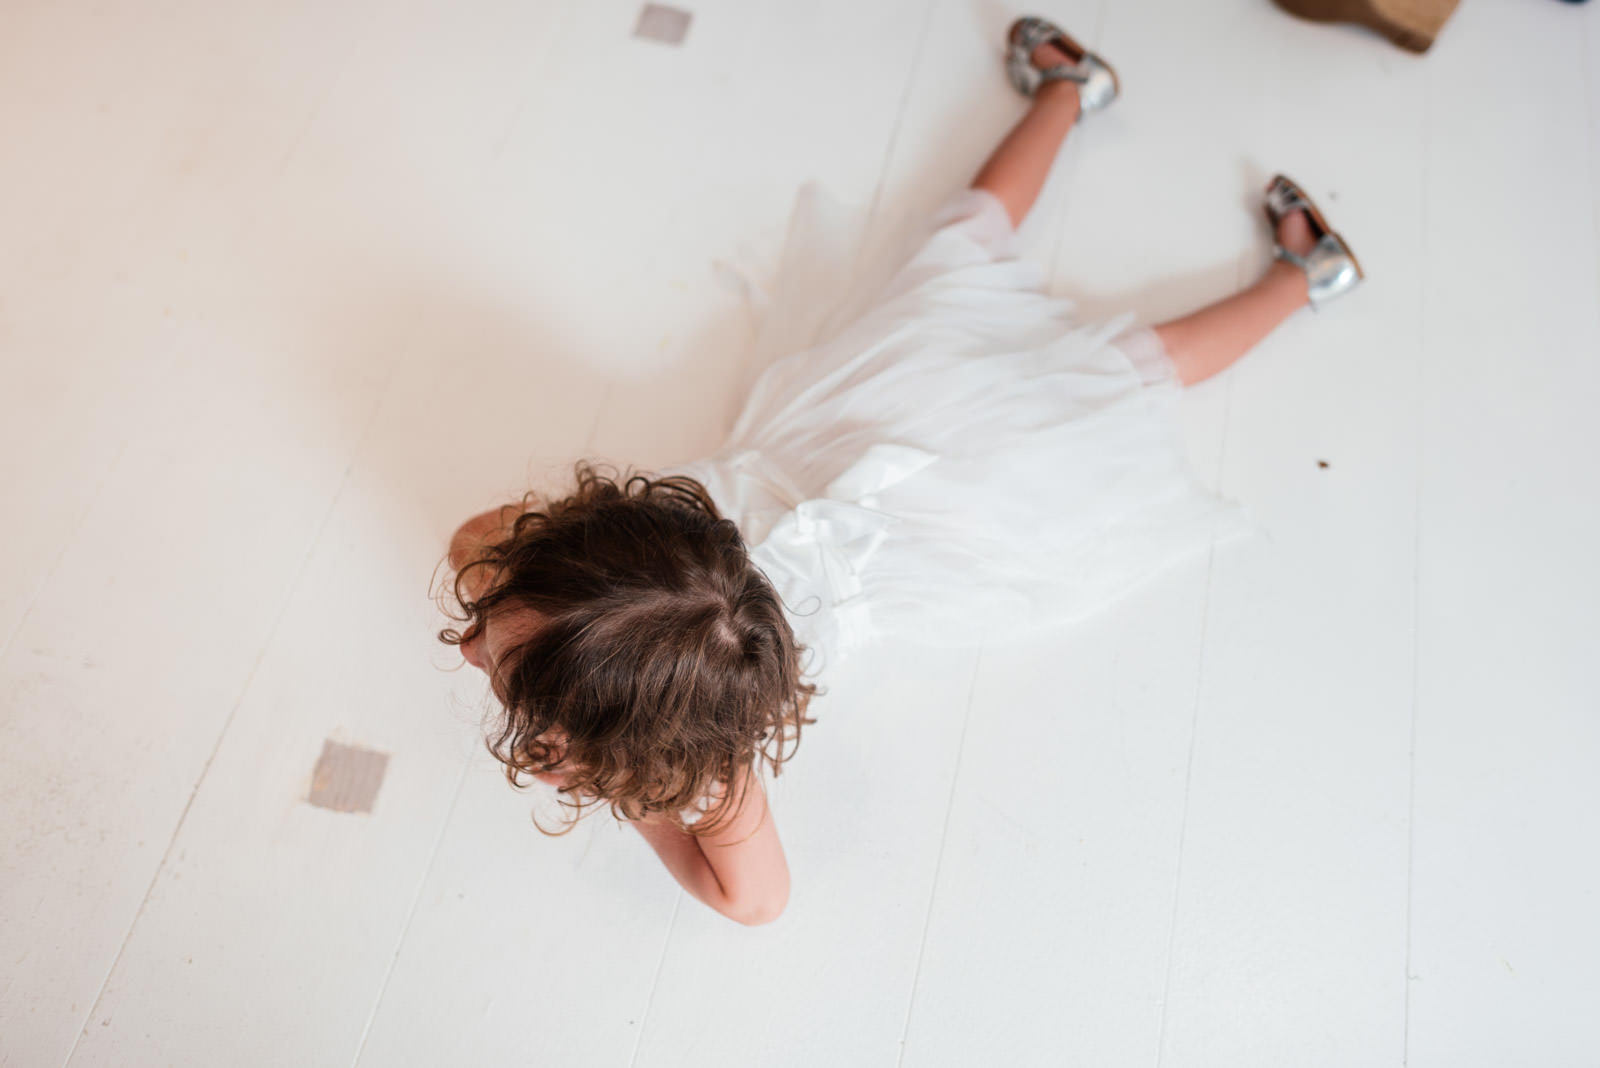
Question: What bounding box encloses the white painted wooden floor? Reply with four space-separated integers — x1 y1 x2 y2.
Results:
2 0 1597 1064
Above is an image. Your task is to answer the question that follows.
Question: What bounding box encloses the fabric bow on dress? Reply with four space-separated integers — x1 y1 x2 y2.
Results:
723 443 939 654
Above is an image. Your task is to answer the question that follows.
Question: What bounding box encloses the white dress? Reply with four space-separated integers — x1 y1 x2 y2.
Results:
666 185 1247 668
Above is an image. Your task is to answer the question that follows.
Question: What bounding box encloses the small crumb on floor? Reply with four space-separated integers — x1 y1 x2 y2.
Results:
634 4 692 45
1317 459 1330 469
309 739 390 813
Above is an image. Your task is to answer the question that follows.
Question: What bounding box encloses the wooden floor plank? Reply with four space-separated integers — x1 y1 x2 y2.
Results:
1406 2 1600 1064
0 2 401 1062
0 0 379 654
41 1 593 1064
350 752 682 1068
899 584 1214 1068
1154 5 1430 1065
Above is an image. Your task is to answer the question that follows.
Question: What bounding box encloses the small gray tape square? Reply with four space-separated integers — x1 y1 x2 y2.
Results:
635 4 692 45
308 739 389 814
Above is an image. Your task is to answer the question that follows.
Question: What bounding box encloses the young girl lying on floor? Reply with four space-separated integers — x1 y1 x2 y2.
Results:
440 15 1363 925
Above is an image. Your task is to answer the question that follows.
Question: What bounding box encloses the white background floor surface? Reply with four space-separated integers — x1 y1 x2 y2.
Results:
2 0 1597 1065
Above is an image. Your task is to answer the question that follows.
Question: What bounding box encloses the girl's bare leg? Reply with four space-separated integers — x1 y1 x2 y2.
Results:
1153 212 1317 385
972 41 1083 227
970 39 1322 386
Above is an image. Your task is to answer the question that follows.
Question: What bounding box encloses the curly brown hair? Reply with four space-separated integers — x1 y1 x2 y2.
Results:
439 463 816 834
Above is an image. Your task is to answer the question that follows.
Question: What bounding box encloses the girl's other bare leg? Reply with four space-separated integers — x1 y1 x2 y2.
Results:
972 42 1083 228
971 35 1326 387
1154 212 1318 385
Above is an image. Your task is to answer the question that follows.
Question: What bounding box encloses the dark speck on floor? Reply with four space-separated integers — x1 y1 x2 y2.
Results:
1318 460 1330 469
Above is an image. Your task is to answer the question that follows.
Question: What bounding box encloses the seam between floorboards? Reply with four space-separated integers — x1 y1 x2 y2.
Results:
488 0 578 162
349 750 476 1067
1042 0 1109 288
1153 240 1244 1068
626 891 683 1068
857 0 939 260
0 436 131 665
1402 54 1434 1068
895 645 984 1067
1586 8 1600 335
1151 548 1218 1068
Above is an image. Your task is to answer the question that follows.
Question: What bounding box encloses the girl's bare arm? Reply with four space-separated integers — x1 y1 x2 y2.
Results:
630 767 789 925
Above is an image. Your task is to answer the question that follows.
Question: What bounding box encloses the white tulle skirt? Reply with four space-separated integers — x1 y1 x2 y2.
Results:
665 185 1248 666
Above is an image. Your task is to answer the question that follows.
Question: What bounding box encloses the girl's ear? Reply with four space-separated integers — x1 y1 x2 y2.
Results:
534 726 571 747
529 729 571 770
448 503 523 572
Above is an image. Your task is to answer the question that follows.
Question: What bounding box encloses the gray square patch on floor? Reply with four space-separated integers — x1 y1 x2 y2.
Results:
308 739 389 814
634 4 692 45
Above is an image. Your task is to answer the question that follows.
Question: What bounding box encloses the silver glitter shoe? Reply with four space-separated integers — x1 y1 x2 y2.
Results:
1264 174 1365 309
1004 16 1119 114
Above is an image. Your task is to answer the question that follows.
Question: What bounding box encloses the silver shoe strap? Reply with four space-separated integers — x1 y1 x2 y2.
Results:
1273 245 1309 271
1010 17 1068 60
1036 65 1091 86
